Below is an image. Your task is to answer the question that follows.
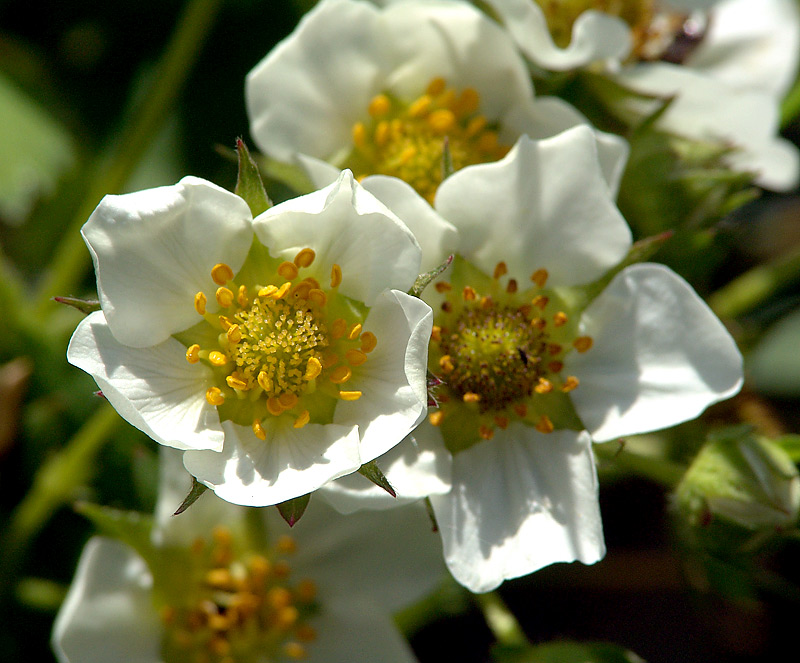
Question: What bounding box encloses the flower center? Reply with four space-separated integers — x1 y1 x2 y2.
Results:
343 77 511 203
428 258 591 452
180 245 377 438
160 527 318 663
534 0 700 61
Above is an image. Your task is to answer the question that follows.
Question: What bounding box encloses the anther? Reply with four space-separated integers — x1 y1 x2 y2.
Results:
339 390 362 401
480 296 494 310
257 371 271 392
330 264 342 288
216 287 234 308
435 281 452 293
252 419 267 440
331 319 347 339
429 410 445 426
456 87 480 115
226 375 248 390
553 312 568 327
353 122 367 147
278 261 299 281
208 351 228 366
463 392 481 403
348 323 362 340
408 95 432 117
267 396 284 416
304 357 322 381
561 376 580 392
535 415 554 434
294 410 311 428
368 93 391 117
278 392 299 409
360 332 377 353
531 317 546 330
463 286 477 301
494 416 509 429
274 282 292 299
211 263 234 285
479 425 494 440
574 336 594 353
284 643 307 661
322 353 339 368
431 325 441 342
441 301 453 313
548 360 564 373
226 324 242 344
186 344 200 363
439 355 454 373
493 262 508 279
532 295 549 310
530 268 549 287
346 349 368 366
329 365 352 384
534 378 553 394
206 387 225 406
513 403 528 418
194 291 207 315
427 77 446 96
547 343 563 356
428 108 456 134
308 289 326 307
237 284 249 307
506 279 518 294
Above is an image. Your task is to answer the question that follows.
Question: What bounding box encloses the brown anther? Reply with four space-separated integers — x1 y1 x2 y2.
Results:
506 279 518 294
493 261 508 279
266 397 284 416
534 378 553 394
295 579 317 603
277 534 297 554
429 410 445 426
548 360 564 373
434 281 452 293
346 349 368 366
574 336 594 353
284 643 307 660
480 296 494 309
561 376 580 392
535 415 554 434
553 312 568 327
513 403 528 418
530 268 549 287
322 353 339 368
462 391 481 403
547 343 563 356
479 425 494 440
530 317 546 330
279 392 299 409
463 286 478 301
494 416 509 429
439 355 454 373
441 301 453 313
518 304 532 317
531 295 549 310
427 76 446 96
308 289 327 307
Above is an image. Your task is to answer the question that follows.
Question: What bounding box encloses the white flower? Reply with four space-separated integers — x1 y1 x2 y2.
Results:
67 172 433 507
245 0 629 201
52 449 444 663
483 0 800 190
325 126 744 592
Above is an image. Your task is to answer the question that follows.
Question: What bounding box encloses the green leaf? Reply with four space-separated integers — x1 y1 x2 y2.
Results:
235 138 272 216
748 307 800 396
492 641 646 663
276 493 311 527
409 254 454 298
358 460 396 498
173 477 209 515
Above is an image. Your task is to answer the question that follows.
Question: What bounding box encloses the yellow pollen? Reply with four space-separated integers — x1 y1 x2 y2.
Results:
562 376 580 392
428 108 456 134
267 587 292 610
346 349 368 366
353 122 367 148
435 281 452 293
532 295 549 310
462 392 481 403
574 336 594 352
274 282 292 299
252 419 267 440
219 315 234 330
477 131 499 152
429 410 445 426
304 356 323 380
339 390 362 401
553 312 568 327
211 263 234 285
330 264 342 288
368 93 391 117
514 403 528 418
479 425 494 440
374 120 390 146
331 319 347 339
427 76 446 96
294 410 310 428
267 397 284 416
431 325 441 342
208 351 228 366
534 378 553 394
186 344 200 364
399 145 417 164
308 289 327 307
216 287 234 308
257 371 272 392
439 354 454 373
278 392 299 409
226 324 242 344
292 248 316 269
226 374 248 390
206 387 225 406
535 415 555 434
506 279 518 294
531 268 549 287
348 323 362 340
259 285 278 298
277 606 300 630
408 94 432 118
329 365 352 384
278 261 299 281
194 291 207 315
493 262 508 279
466 115 488 137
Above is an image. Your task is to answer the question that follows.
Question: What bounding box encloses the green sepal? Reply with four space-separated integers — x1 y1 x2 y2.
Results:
172 476 209 516
409 254 454 298
491 640 647 663
358 460 396 498
276 492 311 527
235 138 272 216
74 501 156 567
52 295 101 315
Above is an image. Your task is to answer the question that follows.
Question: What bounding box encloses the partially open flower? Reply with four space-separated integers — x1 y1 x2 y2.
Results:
245 0 629 201
67 172 432 506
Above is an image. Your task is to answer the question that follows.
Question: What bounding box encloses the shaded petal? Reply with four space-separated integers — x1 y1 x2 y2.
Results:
432 428 604 593
321 425 452 512
182 420 362 507
246 0 391 161
614 62 799 191
82 176 253 347
52 538 161 663
252 171 421 304
296 153 341 189
435 129 631 286
484 0 632 70
361 175 459 271
67 312 223 452
336 289 433 461
567 264 743 442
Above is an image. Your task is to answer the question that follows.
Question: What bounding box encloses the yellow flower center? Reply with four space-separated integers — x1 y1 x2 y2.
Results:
343 77 511 203
160 526 318 663
428 258 591 451
181 245 377 438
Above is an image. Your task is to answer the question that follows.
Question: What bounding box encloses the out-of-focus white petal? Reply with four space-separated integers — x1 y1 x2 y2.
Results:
252 171 421 304
435 129 631 287
432 428 604 593
182 420 362 507
567 263 743 442
52 538 160 663
67 312 223 452
82 176 252 348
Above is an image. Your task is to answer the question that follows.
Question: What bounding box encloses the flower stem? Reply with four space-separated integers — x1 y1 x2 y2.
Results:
707 243 800 319
473 591 529 649
594 440 686 489
32 0 223 319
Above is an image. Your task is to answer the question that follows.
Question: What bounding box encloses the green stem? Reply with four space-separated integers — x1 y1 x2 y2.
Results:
0 405 120 598
32 0 223 318
707 243 800 319
473 591 529 649
594 440 686 488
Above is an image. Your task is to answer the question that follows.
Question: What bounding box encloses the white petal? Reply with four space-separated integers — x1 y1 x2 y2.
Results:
483 0 633 70
381 0 533 117
434 129 631 286
182 420 362 507
361 175 459 272
67 312 223 452
432 428 604 593
52 538 160 663
82 176 253 347
335 290 433 462
567 263 743 442
320 425 452 512
688 0 800 98
246 0 390 162
614 62 800 191
252 171 422 304
296 153 342 189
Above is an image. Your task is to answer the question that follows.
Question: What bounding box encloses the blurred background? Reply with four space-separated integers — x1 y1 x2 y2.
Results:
2 1 800 661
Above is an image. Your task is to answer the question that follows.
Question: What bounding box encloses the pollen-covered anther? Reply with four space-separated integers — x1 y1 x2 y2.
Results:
439 354 455 373
293 410 310 428
463 286 478 301
462 391 481 404
226 374 248 390
278 261 299 281
479 425 494 440
368 93 391 117
330 263 342 288
480 296 494 310
208 351 228 366
186 344 200 364
339 390 362 401
534 378 553 394
428 108 456 134
279 393 299 410
194 291 207 315
267 397 284 416
574 336 594 353
216 287 234 308
304 357 322 381
346 349 368 366
552 312 567 327
547 343 563 356
308 289 326 307
329 365 352 384
211 263 234 285
252 419 267 440
530 268 549 288
532 295 549 310
561 376 580 392
535 415 554 434
259 285 278 298
360 332 377 353
274 282 292 299
206 387 225 406
429 410 445 426
226 324 242 344
348 323 362 340
431 325 441 342
435 281 452 293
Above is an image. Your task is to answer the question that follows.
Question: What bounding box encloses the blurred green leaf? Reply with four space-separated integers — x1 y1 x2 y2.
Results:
492 641 645 663
748 307 800 396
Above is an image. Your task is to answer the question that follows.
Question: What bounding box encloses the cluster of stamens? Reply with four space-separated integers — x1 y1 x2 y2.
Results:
160 526 317 663
345 77 511 203
185 248 377 440
429 261 592 446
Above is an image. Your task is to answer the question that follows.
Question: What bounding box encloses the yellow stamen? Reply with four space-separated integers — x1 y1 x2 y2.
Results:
278 261 299 281
439 355 454 373
431 325 441 342
304 356 322 381
237 284 249 307
463 392 481 403
322 352 339 368
257 371 271 392
331 264 342 288
374 121 390 147
428 108 456 134
574 336 594 353
360 332 377 353
479 425 494 440
329 365 352 384
429 410 445 426
274 282 292 299
463 286 477 301
531 268 549 287
226 324 242 344
211 263 234 285
206 387 225 406
534 378 553 394
562 376 580 392
194 291 207 315
308 288 327 307
352 122 367 148
252 419 267 440
427 76 446 96
186 344 200 364
532 295 549 310
226 375 248 390
266 397 284 416
284 643 307 661
553 312 568 327
348 323 362 340
456 87 480 115
278 392 299 409
259 285 278 298
408 95 432 118
294 410 310 428
535 415 554 434
368 93 391 117
216 287 234 308
506 279 518 294
346 349 368 366
208 351 228 366
339 390 362 401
